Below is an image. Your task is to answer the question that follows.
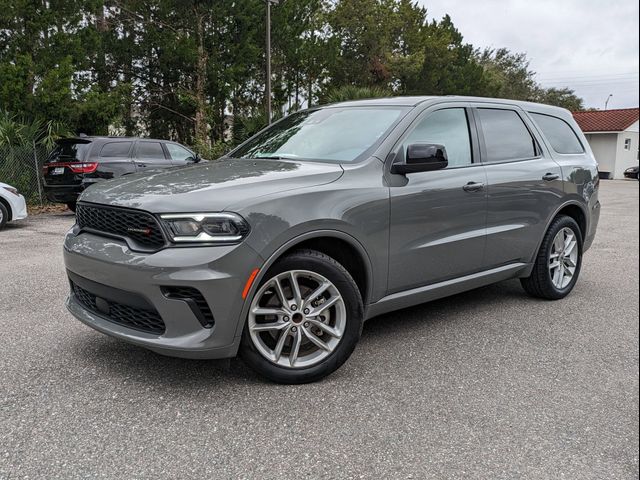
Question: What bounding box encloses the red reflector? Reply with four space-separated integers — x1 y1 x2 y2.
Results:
242 268 260 300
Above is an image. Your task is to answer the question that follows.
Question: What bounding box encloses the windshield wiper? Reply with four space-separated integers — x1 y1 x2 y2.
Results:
251 155 297 160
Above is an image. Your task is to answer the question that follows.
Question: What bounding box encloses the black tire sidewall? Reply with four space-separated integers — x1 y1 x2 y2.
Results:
543 216 584 297
0 202 8 230
239 250 363 384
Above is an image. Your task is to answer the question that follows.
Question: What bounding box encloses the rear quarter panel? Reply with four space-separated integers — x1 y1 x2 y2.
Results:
526 108 600 251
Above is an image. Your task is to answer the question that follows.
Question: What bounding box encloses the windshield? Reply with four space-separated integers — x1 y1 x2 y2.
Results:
229 107 408 163
46 141 92 163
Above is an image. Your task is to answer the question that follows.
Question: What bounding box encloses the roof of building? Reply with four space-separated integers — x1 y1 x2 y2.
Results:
572 108 639 132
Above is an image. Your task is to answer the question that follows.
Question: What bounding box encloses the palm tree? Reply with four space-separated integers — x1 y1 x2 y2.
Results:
0 111 71 148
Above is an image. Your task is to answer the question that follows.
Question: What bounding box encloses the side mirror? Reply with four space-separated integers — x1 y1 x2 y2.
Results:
186 154 201 163
391 143 448 174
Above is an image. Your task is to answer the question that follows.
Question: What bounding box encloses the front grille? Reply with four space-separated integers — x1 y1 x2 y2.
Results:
72 281 166 335
162 286 215 328
76 203 165 250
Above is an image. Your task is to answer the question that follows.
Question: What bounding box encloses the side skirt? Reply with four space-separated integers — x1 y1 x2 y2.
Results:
364 262 531 320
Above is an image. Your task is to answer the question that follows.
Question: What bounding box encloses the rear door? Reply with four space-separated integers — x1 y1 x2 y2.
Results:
387 105 488 293
474 105 564 268
133 140 173 171
95 140 136 179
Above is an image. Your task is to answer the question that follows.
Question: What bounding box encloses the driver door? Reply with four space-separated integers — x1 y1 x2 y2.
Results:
388 107 488 293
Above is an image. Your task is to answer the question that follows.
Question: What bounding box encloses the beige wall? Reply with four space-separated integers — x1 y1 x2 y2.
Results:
585 133 617 175
614 130 639 179
584 131 639 179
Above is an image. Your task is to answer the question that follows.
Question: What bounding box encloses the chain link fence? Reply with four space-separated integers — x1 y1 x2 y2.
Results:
0 143 51 205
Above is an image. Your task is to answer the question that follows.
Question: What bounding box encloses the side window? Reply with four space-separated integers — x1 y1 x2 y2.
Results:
529 113 584 154
100 141 132 158
137 142 166 160
477 109 537 162
403 108 472 167
165 143 195 163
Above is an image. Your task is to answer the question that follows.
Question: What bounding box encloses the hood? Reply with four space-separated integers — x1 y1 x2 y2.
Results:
79 158 343 213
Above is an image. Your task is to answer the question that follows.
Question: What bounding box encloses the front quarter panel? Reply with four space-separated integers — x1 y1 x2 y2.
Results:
230 158 389 306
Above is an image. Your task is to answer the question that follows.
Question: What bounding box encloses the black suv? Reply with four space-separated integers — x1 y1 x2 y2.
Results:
42 136 200 211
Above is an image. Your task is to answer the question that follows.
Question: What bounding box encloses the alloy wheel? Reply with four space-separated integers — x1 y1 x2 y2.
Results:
248 270 346 368
548 227 579 289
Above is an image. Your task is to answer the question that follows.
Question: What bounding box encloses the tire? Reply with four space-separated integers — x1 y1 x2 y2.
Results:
66 202 77 213
240 249 364 384
0 202 8 230
520 215 583 300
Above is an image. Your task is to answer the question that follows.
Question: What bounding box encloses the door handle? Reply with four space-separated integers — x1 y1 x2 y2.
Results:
542 173 560 181
137 163 147 168
463 182 485 192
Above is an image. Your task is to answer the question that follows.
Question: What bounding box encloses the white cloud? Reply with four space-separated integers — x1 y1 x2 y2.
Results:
418 0 639 109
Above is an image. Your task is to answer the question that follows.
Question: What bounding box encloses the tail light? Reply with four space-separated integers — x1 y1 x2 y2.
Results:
42 162 99 174
68 162 99 174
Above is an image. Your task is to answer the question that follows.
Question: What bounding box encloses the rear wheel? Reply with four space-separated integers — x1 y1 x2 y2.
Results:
66 202 77 213
0 202 8 230
521 215 583 300
240 249 363 384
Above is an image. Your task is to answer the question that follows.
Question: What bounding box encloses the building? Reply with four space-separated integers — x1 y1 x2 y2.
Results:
573 108 639 179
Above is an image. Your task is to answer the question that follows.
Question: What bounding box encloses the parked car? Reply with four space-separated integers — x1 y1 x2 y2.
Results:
42 136 200 211
623 165 639 180
0 181 28 230
63 96 601 383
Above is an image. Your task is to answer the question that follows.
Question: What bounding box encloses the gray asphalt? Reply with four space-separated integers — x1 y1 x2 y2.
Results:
1 181 638 479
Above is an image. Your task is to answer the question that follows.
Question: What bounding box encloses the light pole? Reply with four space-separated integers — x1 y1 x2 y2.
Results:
266 0 279 124
604 94 613 110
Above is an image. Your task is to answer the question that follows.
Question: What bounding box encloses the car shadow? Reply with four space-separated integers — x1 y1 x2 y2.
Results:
71 279 532 389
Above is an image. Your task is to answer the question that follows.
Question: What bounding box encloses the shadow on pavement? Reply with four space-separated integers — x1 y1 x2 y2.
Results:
70 279 531 388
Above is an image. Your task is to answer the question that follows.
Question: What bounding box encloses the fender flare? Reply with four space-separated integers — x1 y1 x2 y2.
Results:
530 200 589 263
233 229 374 339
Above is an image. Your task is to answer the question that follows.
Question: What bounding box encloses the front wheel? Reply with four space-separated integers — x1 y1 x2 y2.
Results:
239 249 364 384
521 215 583 300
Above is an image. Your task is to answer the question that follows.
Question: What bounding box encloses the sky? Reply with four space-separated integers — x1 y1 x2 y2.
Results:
418 0 640 110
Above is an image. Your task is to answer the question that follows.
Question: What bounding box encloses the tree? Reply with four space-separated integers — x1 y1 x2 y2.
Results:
534 87 584 111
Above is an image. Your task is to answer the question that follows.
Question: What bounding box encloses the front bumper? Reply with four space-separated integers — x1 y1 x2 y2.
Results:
64 229 263 359
11 193 28 220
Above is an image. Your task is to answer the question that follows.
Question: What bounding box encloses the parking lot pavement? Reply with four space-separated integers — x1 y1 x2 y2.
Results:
1 181 638 479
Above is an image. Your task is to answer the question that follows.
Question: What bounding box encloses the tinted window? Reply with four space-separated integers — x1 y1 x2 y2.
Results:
230 107 407 163
530 113 584 154
137 142 165 160
46 141 91 163
100 141 132 158
478 109 536 162
404 108 472 167
166 143 194 162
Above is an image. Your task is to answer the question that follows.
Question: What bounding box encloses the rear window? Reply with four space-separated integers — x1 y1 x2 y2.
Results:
46 141 92 163
477 109 537 162
100 141 133 158
529 113 584 154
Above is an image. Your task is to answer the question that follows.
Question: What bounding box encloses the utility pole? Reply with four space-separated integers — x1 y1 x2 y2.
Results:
265 1 279 124
604 94 613 110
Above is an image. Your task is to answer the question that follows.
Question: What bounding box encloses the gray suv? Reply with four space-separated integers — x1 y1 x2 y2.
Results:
63 96 600 383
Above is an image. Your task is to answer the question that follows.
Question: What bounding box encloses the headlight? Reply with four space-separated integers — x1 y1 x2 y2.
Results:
159 212 250 244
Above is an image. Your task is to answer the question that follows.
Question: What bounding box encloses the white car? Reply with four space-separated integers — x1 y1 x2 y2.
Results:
0 181 28 230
